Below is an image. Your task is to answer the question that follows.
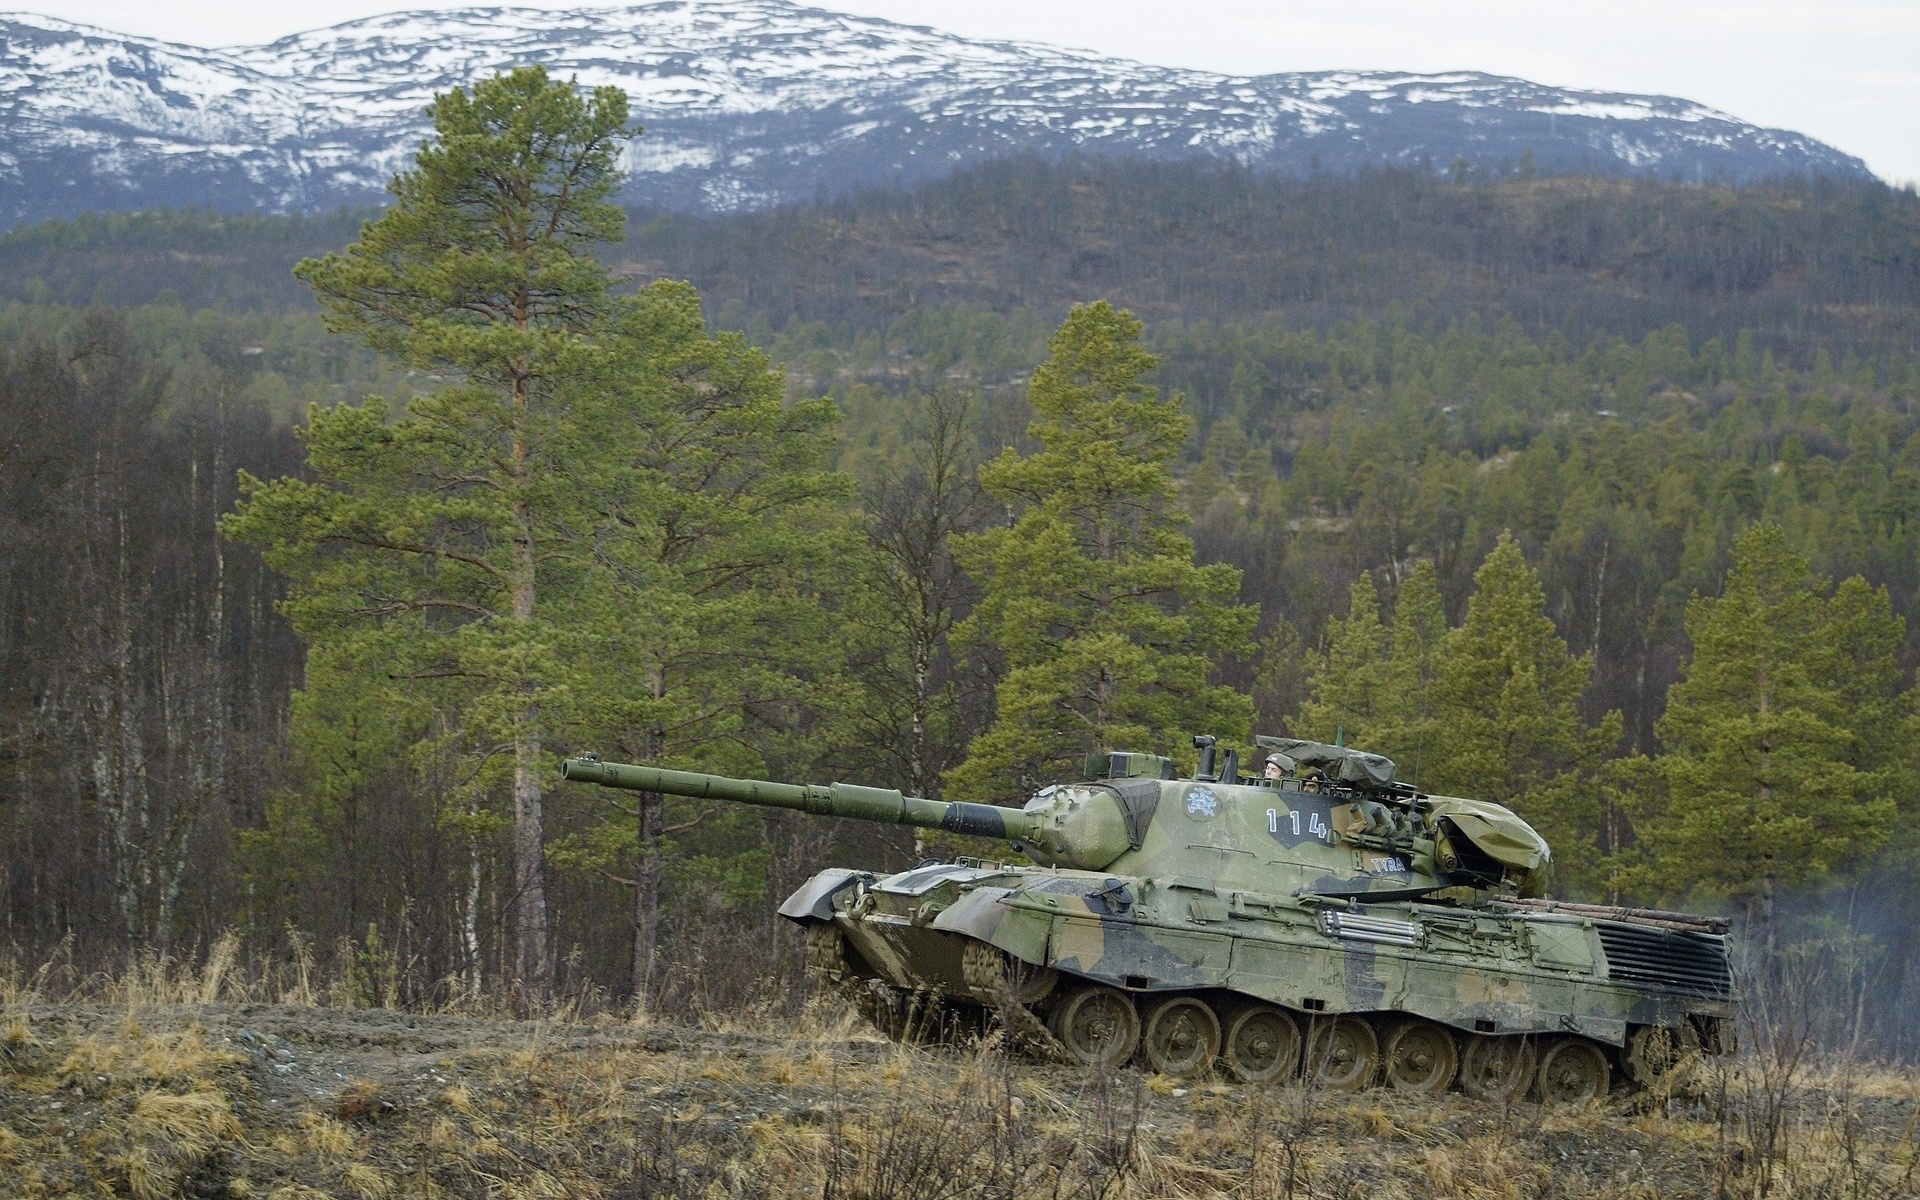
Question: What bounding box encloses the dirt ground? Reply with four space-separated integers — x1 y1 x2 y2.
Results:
0 1000 1913 1199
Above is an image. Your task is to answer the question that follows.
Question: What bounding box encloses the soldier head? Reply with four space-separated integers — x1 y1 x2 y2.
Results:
1263 757 1285 780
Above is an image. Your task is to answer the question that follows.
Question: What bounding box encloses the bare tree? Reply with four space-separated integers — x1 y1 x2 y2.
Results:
857 388 991 803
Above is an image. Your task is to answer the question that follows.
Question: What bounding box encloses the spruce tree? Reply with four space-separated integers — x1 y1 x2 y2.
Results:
1375 560 1450 782
1296 572 1391 744
948 302 1256 797
1421 534 1618 816
1654 525 1899 936
227 68 634 992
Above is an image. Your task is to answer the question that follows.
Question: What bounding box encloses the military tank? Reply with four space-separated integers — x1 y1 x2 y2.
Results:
562 735 1735 1100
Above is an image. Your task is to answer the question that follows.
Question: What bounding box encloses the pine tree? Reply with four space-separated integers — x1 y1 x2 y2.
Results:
227 68 634 992
1420 534 1617 810
1374 560 1449 783
1653 525 1899 936
1295 572 1391 744
1297 558 1503 790
1822 575 1912 780
947 302 1256 798
554 283 855 997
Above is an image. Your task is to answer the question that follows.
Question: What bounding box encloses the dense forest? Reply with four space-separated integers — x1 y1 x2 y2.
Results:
10 159 1920 366
3 126 1920 1050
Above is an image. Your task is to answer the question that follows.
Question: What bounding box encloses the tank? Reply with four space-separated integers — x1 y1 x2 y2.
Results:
562 735 1735 1099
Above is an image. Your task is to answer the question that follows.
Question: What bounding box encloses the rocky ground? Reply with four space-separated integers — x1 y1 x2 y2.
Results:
0 1001 1913 1198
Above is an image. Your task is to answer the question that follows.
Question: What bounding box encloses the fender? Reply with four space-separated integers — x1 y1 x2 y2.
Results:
931 886 1050 965
776 868 866 922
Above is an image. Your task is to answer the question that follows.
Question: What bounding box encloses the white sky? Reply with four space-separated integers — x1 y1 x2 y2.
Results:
43 0 1920 183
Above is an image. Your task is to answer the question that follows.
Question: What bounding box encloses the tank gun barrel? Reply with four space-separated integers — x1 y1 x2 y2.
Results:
561 758 1042 842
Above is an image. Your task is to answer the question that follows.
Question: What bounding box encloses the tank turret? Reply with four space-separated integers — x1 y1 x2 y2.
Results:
563 737 1552 897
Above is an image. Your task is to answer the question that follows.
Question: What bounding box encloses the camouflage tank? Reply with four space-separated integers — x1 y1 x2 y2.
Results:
563 735 1735 1100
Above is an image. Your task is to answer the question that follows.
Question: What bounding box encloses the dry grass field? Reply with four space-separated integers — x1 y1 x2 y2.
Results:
0 951 1915 1199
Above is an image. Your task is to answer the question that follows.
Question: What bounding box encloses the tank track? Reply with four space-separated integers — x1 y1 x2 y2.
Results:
1026 979 1695 1099
960 941 1066 1062
804 922 953 1043
807 923 1693 1098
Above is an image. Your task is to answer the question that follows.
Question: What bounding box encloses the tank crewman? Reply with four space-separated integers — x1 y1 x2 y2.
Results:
1261 751 1296 784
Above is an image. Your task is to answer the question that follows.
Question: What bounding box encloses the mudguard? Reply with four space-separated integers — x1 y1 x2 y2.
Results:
931 886 1050 965
777 868 866 922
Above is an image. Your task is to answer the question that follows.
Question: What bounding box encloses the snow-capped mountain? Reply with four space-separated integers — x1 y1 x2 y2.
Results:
0 2 1873 226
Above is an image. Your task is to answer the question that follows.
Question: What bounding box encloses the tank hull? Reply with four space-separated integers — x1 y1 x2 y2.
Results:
791 860 1734 1092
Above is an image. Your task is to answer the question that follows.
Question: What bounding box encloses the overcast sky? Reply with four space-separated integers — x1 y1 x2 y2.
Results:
47 0 1920 184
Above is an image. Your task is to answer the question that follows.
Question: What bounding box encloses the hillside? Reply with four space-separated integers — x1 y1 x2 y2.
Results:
631 160 1920 366
6 162 1920 366
0 1 1872 226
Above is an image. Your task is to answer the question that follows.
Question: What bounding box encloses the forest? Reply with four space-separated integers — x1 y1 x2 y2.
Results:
2 72 1919 1058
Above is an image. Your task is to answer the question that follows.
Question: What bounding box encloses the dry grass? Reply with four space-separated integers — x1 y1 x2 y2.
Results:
0 942 1915 1199
4 999 1910 1200
0 928 616 1022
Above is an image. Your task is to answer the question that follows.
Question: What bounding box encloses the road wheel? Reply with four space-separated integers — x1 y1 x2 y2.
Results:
1537 1038 1611 1103
1382 1020 1458 1094
1222 1005 1301 1084
1624 1023 1700 1090
1141 996 1221 1078
1304 1016 1379 1092
1460 1035 1537 1102
1047 985 1141 1069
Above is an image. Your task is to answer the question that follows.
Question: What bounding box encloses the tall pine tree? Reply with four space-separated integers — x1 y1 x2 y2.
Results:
550 283 855 999
228 68 633 993
1295 560 1453 784
1421 534 1619 817
1295 572 1391 745
948 302 1255 798
1296 540 1618 888
1653 525 1901 937
1376 560 1450 783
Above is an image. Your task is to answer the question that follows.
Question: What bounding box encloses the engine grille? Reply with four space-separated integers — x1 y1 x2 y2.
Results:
1597 922 1733 999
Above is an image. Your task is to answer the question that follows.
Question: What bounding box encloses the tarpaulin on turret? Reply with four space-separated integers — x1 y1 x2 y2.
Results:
1256 736 1397 787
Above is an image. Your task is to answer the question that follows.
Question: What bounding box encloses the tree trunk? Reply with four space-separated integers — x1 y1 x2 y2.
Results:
631 663 666 1008
909 642 930 799
1762 868 1777 955
509 366 550 996
633 788 663 1008
1590 536 1608 658
93 454 151 948
465 812 483 999
511 718 547 992
1757 661 1775 955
